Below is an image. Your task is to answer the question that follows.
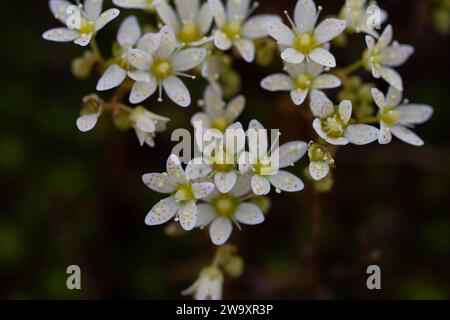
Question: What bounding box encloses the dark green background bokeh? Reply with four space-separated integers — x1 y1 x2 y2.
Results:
0 0 449 299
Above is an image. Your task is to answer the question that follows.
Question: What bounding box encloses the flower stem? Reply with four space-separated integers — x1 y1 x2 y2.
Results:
359 116 379 124
341 60 364 75
90 38 106 67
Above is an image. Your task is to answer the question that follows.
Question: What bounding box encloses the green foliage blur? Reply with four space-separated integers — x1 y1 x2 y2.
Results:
0 0 449 299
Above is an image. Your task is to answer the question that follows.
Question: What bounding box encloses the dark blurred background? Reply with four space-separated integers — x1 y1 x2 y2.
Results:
0 0 449 299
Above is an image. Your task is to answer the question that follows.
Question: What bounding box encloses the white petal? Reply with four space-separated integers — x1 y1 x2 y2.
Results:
386 86 403 107
391 125 424 146
234 39 255 63
230 174 252 198
313 118 349 145
209 0 226 28
378 122 392 144
197 2 214 34
213 30 232 50
94 9 120 32
309 48 336 68
310 89 334 118
49 0 72 25
128 70 151 83
166 154 187 181
186 158 212 180
192 182 215 199
338 100 353 123
96 64 127 91
172 48 207 72
397 104 433 125
156 25 178 59
309 161 329 181
314 18 347 44
145 196 180 226
242 14 280 39
137 32 161 53
251 175 271 195
268 170 304 192
191 112 212 129
129 78 157 104
214 171 237 193
378 24 393 49
365 35 376 51
379 45 414 67
209 217 232 245
76 114 99 132
227 0 250 21
113 0 148 9
127 48 153 70
156 1 179 32
371 87 386 109
117 15 141 48
42 28 79 42
163 76 191 107
196 204 216 227
276 141 307 168
290 89 308 105
84 0 103 21
175 0 199 22
178 200 197 231
235 203 264 225
313 74 341 89
261 74 294 92
344 124 379 145
281 48 305 64
294 0 317 34
135 115 156 133
225 95 245 122
378 66 403 91
265 21 295 46
74 33 93 46
142 173 178 193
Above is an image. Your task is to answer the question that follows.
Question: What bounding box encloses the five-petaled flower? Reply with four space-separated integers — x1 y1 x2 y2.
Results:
265 0 346 67
310 90 379 145
43 0 120 47
372 87 433 146
364 25 414 91
155 0 214 46
209 0 281 62
129 106 170 147
239 120 307 195
261 61 341 106
196 175 265 245
308 143 334 181
143 155 215 230
182 266 224 300
339 0 387 37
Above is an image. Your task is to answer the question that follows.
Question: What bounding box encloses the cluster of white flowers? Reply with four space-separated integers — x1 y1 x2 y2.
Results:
44 0 434 300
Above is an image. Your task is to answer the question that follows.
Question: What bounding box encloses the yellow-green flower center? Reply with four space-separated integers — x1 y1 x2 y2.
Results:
322 114 347 138
78 18 95 35
213 195 238 218
179 21 201 43
152 59 173 80
174 183 195 202
253 157 276 176
223 21 242 39
295 74 312 90
116 47 132 70
294 33 316 54
381 108 401 125
211 116 229 132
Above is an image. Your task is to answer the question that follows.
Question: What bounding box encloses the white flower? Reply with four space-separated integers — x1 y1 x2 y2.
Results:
364 25 414 91
43 0 120 47
261 61 341 106
308 143 334 181
239 120 307 195
339 0 387 37
182 266 224 300
265 0 346 67
191 85 245 132
310 90 379 145
113 0 161 11
127 26 207 107
196 175 264 245
129 106 170 147
209 0 281 62
371 87 433 146
155 0 214 46
97 16 142 91
76 94 103 132
142 155 215 231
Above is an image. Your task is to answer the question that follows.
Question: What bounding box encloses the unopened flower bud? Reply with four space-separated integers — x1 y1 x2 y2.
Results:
223 256 244 278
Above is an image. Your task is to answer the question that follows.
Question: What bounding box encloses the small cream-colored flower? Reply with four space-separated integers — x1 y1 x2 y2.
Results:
76 94 103 132
308 143 334 181
97 16 142 91
155 0 214 46
191 85 245 132
127 26 207 107
113 0 161 11
182 266 224 300
339 0 387 37
265 0 346 67
239 120 307 195
196 175 264 245
43 0 120 47
129 106 170 147
372 87 433 146
364 25 414 91
142 155 215 231
310 90 379 145
209 0 281 62
261 61 341 106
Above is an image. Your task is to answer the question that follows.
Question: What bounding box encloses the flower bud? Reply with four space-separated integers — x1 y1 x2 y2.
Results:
71 51 97 79
223 256 244 278
250 196 271 214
